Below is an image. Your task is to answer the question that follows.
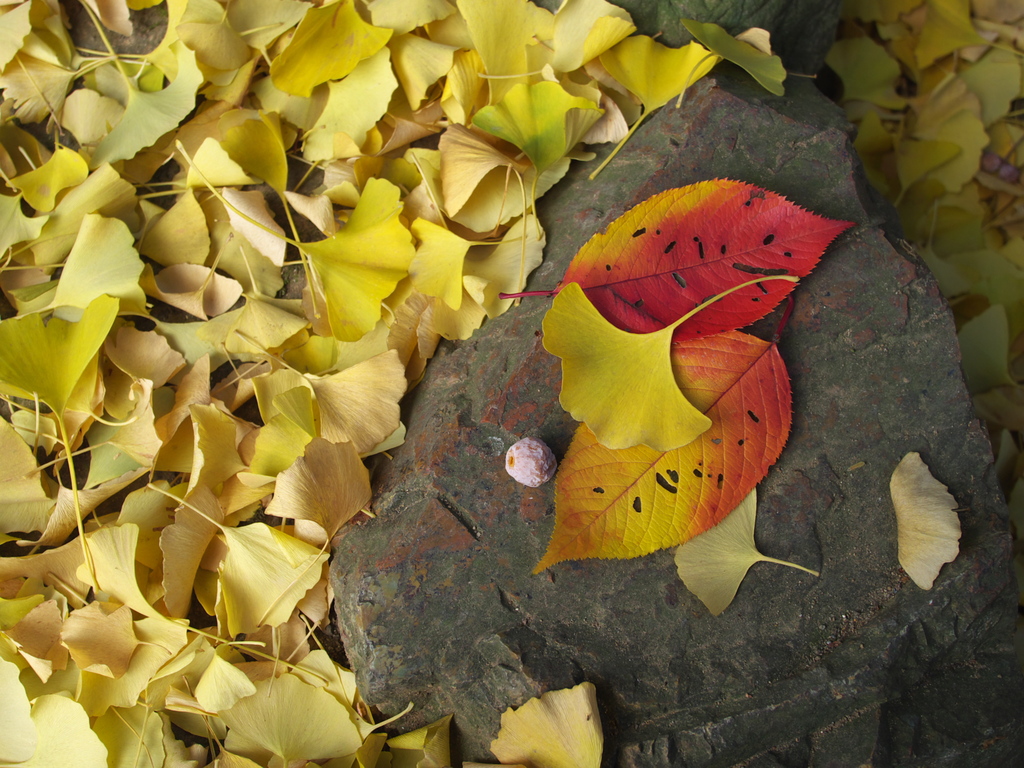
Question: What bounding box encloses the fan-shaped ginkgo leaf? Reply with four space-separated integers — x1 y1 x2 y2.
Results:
558 180 854 338
890 451 961 589
0 294 118 417
489 682 602 768
542 282 711 451
303 178 416 341
681 19 786 96
536 331 790 570
673 489 818 615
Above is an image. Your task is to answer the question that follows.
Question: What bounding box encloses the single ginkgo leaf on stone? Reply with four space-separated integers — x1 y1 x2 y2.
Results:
388 714 452 768
681 19 786 96
220 673 363 764
0 294 118 418
265 438 371 545
542 282 711 451
673 490 819 615
60 601 138 677
890 451 961 589
489 682 603 768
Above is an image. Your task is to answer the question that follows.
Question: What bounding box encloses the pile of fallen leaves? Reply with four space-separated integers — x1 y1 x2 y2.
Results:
827 0 1024 660
0 0 794 764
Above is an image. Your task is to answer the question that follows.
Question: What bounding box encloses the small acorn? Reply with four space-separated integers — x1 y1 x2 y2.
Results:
505 437 557 487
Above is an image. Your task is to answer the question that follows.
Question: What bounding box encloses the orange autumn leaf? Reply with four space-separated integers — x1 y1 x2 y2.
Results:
535 330 791 570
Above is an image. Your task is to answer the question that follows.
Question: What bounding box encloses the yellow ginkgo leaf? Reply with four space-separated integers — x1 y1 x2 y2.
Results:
390 32 457 109
0 657 36 762
61 601 138 677
0 192 47 254
216 522 328 636
550 0 635 73
221 188 287 267
221 673 363 764
409 218 473 309
50 213 146 317
265 438 371 545
542 283 711 451
472 81 602 175
270 0 392 97
160 485 223 618
184 136 257 188
673 490 819 615
0 294 118 417
388 715 452 767
592 36 718 177
16 694 107 768
140 263 244 320
489 682 602 768
139 189 211 266
194 649 257 714
81 524 162 618
303 178 416 341
9 146 89 212
92 43 204 167
681 19 786 96
438 124 529 217
221 112 289 192
0 416 53 536
92 704 167 768
890 452 961 589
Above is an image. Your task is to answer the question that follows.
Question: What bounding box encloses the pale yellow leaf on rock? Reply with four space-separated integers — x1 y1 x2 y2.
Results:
302 47 399 161
490 682 602 768
216 522 328 636
0 656 36 762
50 213 147 317
890 452 961 589
16 694 107 767
673 490 819 615
312 349 407 453
221 673 363 765
139 190 211 266
266 438 371 545
61 601 138 677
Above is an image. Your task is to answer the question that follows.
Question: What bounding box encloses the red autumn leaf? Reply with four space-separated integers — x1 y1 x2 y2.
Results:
535 330 790 571
558 179 853 339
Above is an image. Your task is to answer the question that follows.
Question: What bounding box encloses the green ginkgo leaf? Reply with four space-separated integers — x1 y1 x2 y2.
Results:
472 81 602 175
0 294 118 417
681 19 786 96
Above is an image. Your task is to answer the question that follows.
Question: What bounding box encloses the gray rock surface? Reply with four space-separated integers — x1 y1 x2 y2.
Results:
330 72 1024 767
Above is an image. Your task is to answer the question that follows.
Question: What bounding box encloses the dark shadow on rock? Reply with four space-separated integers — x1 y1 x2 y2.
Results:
330 71 1024 767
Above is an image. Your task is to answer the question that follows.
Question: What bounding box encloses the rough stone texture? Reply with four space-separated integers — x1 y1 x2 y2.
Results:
330 72 1024 767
